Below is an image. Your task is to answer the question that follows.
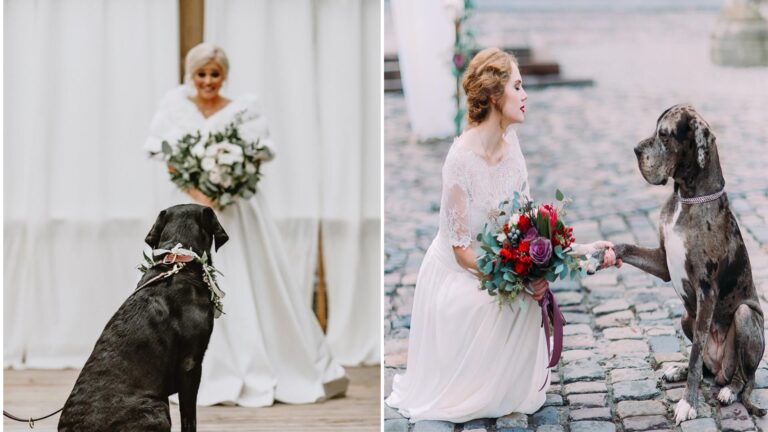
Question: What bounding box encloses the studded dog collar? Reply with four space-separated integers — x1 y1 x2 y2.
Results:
678 188 725 205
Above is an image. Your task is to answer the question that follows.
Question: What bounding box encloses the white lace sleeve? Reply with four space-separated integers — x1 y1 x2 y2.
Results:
440 154 472 248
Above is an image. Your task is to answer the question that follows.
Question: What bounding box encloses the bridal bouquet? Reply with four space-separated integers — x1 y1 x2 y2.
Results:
153 113 273 208
476 188 583 305
476 187 579 371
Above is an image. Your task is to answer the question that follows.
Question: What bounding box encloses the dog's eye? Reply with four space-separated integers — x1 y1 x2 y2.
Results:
658 130 668 138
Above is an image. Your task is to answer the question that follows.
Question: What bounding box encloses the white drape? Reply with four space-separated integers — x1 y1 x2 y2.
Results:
203 0 322 305
4 0 179 368
391 0 456 140
204 0 381 365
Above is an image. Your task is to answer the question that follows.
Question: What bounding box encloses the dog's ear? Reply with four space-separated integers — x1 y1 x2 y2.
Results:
203 207 229 251
145 209 167 248
691 115 715 169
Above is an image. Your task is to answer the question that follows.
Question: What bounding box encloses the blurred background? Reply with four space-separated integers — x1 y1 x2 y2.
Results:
384 1 768 430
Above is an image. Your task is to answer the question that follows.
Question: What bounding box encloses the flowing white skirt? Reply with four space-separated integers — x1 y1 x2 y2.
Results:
192 194 347 407
386 234 550 423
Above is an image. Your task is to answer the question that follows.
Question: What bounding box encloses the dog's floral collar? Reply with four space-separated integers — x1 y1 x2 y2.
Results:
137 243 226 318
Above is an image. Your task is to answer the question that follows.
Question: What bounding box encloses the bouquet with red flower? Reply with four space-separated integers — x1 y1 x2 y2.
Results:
476 188 581 303
476 187 582 371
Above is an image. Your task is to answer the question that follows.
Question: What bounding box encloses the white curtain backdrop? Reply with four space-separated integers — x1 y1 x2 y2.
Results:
4 0 179 368
391 0 455 140
204 0 381 366
203 1 322 306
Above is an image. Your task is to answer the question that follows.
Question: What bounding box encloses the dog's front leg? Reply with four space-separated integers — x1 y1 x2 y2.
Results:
178 364 202 432
613 244 671 282
675 286 715 425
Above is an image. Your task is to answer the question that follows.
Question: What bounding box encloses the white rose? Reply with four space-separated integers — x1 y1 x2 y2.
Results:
208 142 242 155
218 152 244 166
496 232 507 243
201 157 216 171
208 169 222 185
191 142 205 157
224 143 243 155
245 162 257 174
509 213 521 226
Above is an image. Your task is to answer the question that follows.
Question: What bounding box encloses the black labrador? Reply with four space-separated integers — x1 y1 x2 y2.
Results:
58 204 228 432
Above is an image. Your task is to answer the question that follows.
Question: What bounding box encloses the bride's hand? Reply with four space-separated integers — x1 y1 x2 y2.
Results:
529 279 548 301
589 240 622 268
185 188 218 209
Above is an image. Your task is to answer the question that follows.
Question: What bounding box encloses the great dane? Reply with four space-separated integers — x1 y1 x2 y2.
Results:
58 204 228 432
614 104 765 424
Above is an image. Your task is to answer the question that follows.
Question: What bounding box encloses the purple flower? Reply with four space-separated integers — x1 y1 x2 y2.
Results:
530 237 553 265
523 227 539 242
453 53 465 70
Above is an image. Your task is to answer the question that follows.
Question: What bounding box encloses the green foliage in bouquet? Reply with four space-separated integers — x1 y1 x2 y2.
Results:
158 113 272 208
476 186 586 306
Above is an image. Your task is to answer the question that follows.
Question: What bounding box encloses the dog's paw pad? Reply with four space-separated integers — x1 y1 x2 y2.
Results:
663 365 687 382
717 387 737 405
674 399 698 425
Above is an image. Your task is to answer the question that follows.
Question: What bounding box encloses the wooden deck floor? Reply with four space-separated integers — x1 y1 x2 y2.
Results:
3 366 380 431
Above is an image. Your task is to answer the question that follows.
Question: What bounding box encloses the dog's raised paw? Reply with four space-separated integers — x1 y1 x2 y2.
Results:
663 364 687 382
674 399 698 425
717 386 737 405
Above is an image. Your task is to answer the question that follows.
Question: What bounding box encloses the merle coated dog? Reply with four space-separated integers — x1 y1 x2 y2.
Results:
58 204 228 432
613 105 765 423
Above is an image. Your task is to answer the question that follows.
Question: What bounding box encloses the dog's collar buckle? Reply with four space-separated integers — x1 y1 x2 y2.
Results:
678 188 725 205
162 253 195 264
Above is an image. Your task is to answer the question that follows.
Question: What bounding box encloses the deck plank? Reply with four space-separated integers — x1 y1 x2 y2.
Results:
3 366 380 431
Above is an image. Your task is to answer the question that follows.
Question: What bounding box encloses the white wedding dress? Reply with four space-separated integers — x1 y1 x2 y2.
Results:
385 131 550 423
145 85 348 407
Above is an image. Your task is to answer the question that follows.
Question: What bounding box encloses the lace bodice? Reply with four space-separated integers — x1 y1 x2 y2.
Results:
439 130 531 248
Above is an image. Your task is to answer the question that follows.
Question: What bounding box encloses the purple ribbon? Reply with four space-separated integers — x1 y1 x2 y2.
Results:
538 287 566 390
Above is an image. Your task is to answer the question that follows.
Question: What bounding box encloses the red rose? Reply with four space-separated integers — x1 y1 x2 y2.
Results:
499 248 513 263
514 261 528 276
517 215 531 233
514 254 533 276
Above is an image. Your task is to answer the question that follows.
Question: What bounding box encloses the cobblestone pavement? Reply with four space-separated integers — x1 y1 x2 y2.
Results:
384 7 768 432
